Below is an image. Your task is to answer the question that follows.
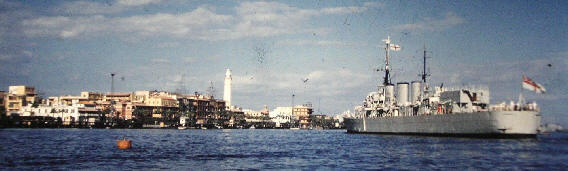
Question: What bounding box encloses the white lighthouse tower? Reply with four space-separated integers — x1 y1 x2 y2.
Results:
223 68 232 108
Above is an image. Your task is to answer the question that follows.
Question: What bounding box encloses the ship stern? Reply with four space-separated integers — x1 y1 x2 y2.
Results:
491 110 541 136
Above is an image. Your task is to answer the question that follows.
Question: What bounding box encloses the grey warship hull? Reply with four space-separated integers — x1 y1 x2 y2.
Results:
344 111 541 138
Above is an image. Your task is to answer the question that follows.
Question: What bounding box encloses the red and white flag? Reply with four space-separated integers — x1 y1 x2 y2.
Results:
390 44 401 51
522 75 546 93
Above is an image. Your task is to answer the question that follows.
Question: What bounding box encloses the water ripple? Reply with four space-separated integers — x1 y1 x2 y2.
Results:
1 129 567 170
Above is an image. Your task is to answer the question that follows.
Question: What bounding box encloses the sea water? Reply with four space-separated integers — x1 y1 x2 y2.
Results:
1 129 567 170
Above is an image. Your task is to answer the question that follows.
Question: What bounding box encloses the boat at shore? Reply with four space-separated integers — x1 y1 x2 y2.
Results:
344 37 541 138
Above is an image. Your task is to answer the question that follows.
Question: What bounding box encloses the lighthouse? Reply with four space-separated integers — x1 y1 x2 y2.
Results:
223 68 232 108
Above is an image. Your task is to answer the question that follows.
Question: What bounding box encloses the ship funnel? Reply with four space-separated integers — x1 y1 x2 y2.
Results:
397 82 409 106
411 81 421 104
385 84 395 104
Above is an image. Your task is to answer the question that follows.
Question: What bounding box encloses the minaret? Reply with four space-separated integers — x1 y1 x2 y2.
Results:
223 69 232 107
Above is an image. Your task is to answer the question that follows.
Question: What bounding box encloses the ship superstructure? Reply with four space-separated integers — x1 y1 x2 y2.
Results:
344 37 541 138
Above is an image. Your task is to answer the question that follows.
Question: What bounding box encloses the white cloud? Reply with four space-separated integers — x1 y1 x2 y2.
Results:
393 12 465 32
225 1 374 40
22 7 232 39
22 1 376 41
320 6 367 15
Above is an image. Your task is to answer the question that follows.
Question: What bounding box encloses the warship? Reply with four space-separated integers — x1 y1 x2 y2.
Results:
344 37 541 138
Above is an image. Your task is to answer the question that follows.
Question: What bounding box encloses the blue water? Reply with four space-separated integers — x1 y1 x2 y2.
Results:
1 129 567 170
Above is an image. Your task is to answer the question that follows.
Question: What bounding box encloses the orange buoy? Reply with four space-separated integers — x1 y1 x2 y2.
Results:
117 139 132 149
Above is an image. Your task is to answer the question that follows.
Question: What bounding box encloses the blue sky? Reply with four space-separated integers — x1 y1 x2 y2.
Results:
1 0 567 126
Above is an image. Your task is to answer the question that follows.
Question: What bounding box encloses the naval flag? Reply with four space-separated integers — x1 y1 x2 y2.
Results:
390 44 401 51
522 75 546 93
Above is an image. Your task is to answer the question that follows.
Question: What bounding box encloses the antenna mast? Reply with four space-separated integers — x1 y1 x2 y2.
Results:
110 73 116 93
207 81 216 99
383 36 391 85
421 44 431 92
291 94 295 107
421 45 428 83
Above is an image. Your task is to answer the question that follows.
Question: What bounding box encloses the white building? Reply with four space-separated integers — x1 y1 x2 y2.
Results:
243 109 265 123
20 103 100 126
243 109 263 117
269 107 293 127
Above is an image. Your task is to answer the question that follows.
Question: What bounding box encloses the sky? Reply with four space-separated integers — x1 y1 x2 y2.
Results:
1 0 567 126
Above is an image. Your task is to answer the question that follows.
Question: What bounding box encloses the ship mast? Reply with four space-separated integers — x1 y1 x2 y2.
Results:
421 44 431 92
383 36 391 85
421 44 429 83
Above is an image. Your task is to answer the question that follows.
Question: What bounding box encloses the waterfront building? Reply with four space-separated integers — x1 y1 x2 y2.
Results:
133 91 151 103
146 96 178 107
146 96 179 118
293 104 313 128
46 97 60 106
293 104 313 119
269 107 293 127
243 109 264 123
243 108 274 128
20 102 100 126
80 92 103 101
244 109 263 118
113 101 135 120
58 95 87 106
104 92 133 102
5 85 37 115
133 90 178 103
178 94 226 126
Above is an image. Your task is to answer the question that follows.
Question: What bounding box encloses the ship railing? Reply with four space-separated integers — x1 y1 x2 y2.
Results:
490 104 539 112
